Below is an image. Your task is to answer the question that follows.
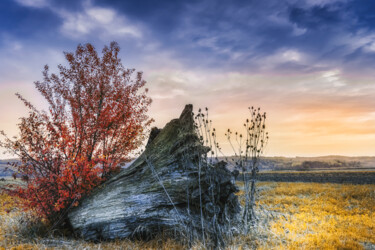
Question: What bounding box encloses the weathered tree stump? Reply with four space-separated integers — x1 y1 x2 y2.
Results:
68 104 240 242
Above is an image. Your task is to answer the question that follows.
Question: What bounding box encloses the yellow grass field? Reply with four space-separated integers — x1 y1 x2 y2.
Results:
252 182 375 249
1 180 374 249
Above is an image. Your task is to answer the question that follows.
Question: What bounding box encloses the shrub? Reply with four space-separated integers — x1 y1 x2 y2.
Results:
0 42 152 222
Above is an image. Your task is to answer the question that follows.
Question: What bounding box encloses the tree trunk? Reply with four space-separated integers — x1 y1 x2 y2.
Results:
68 104 240 242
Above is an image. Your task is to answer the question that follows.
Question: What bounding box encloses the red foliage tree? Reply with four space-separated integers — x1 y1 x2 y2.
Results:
0 42 152 220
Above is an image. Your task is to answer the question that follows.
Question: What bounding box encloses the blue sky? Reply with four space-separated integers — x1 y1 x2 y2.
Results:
1 0 375 157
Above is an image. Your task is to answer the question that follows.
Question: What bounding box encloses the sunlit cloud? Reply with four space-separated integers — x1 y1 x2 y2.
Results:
58 2 142 40
321 69 346 87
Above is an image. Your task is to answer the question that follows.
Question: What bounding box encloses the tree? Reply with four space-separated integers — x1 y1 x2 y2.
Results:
0 42 153 221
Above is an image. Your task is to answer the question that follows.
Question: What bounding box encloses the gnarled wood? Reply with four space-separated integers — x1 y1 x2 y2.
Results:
68 104 240 241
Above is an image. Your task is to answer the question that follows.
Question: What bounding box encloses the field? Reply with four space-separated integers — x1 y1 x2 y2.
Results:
251 182 375 249
256 156 375 172
1 178 374 249
253 170 375 184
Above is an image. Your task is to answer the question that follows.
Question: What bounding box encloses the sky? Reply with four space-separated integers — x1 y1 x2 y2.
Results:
1 0 375 158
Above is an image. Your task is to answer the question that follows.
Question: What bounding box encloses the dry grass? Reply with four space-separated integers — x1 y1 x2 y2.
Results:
1 180 375 249
252 182 375 249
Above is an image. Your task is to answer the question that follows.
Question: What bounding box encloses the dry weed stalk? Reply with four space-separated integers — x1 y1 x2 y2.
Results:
193 106 268 246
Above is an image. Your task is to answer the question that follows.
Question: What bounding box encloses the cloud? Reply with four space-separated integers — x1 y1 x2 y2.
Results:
13 0 142 40
279 49 303 62
321 69 346 87
58 2 142 39
8 0 375 73
3 0 375 157
292 23 307 36
14 0 48 8
303 0 349 7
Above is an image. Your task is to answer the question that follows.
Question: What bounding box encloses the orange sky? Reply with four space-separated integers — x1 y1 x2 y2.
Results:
144 68 375 157
1 68 375 159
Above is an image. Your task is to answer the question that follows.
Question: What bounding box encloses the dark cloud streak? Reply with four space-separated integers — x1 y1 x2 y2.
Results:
2 0 375 75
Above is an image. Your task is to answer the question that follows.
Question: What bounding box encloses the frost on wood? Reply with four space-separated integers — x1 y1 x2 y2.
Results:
68 104 240 241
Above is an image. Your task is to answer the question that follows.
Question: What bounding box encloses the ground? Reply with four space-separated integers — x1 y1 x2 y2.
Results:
1 176 374 249
251 182 375 249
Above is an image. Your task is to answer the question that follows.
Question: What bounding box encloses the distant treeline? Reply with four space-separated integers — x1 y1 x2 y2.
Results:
218 155 375 172
259 159 362 171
